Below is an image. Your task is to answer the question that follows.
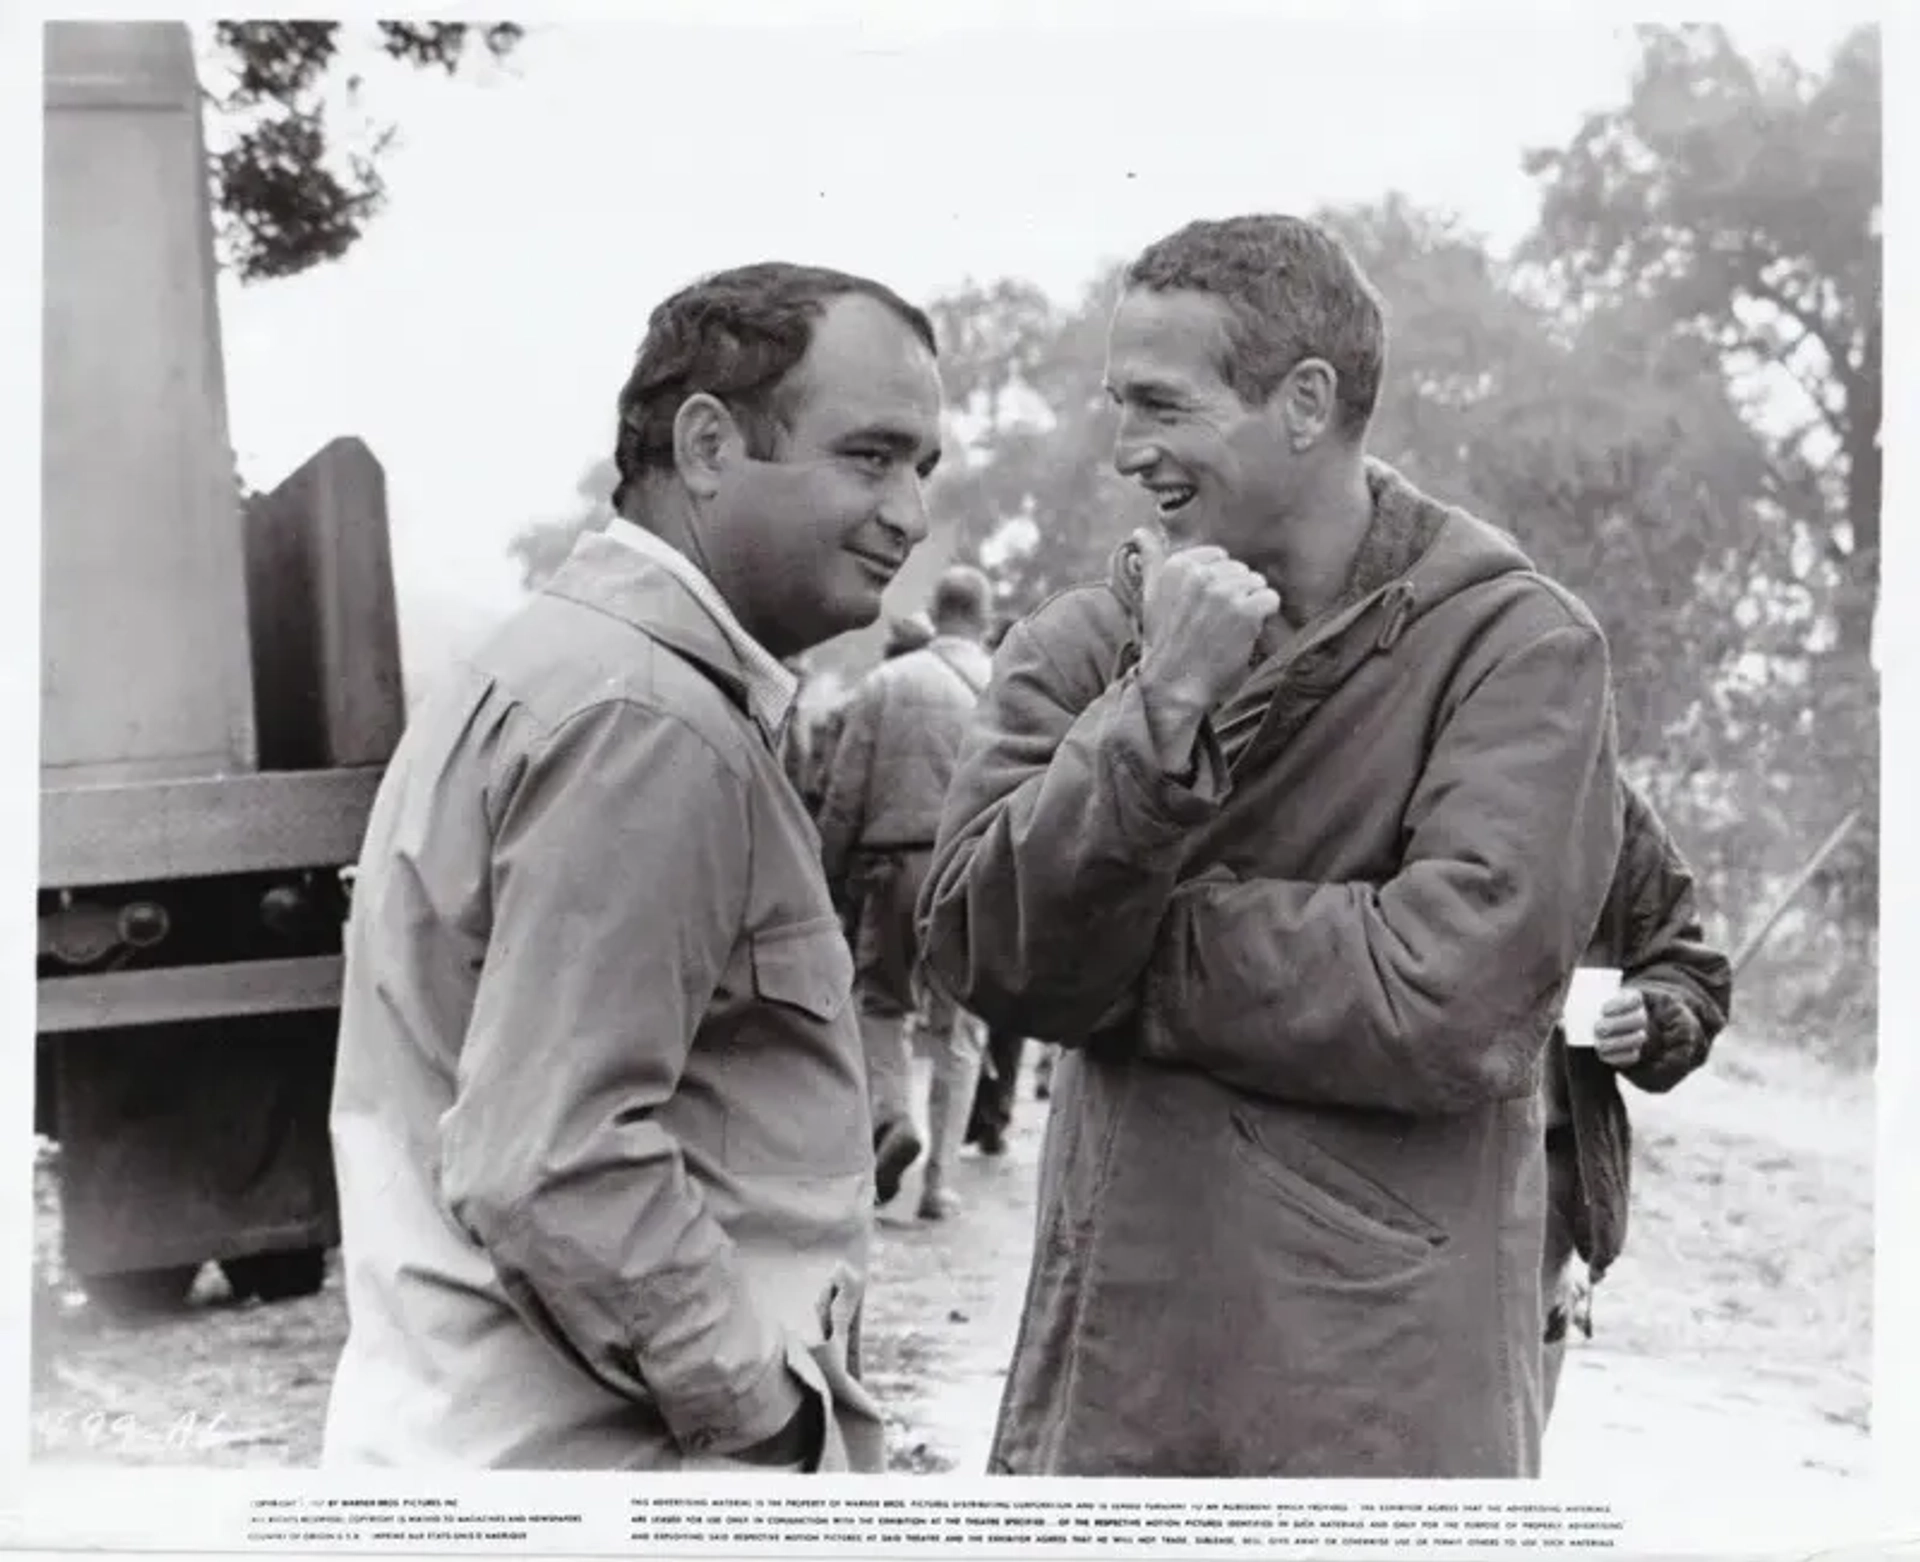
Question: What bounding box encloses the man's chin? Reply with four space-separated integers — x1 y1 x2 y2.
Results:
1159 505 1215 552
848 567 894 616
788 591 884 653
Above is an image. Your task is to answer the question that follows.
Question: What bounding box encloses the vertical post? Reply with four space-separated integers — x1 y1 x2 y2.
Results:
42 22 258 783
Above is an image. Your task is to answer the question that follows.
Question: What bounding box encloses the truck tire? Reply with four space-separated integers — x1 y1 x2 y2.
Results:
85 1263 198 1316
222 1246 327 1303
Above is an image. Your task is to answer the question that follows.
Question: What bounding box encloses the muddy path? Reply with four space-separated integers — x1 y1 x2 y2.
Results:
31 1041 1872 1489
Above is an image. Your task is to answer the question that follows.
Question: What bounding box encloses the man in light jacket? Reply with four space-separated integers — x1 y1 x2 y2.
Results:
324 262 944 1470
817 567 996 1219
919 214 1622 1478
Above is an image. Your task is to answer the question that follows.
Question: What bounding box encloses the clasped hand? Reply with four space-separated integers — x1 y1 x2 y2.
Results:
1130 527 1281 773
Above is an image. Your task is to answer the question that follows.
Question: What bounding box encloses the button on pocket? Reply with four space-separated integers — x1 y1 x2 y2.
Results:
750 917 853 1022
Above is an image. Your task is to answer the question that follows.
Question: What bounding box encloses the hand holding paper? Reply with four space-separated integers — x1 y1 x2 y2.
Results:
1561 967 1649 1068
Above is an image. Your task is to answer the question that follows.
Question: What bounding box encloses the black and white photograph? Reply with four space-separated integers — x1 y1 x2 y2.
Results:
12 3 1912 1552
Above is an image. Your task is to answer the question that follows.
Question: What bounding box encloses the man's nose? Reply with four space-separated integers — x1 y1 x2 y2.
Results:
1112 410 1156 478
878 470 931 549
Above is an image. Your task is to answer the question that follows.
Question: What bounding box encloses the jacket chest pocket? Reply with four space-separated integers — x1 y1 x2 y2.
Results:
713 917 867 1175
751 916 853 1022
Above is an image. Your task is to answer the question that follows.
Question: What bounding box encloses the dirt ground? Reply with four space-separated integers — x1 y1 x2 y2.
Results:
29 1032 1874 1485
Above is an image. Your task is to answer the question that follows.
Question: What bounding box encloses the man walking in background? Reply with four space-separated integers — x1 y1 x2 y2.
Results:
964 614 1030 1160
1544 777 1733 1418
818 567 996 1219
921 214 1621 1477
324 262 943 1470
797 614 932 823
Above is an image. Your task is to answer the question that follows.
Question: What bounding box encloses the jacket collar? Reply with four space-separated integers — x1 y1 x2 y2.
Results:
1105 457 1524 651
542 529 797 746
1334 460 1450 611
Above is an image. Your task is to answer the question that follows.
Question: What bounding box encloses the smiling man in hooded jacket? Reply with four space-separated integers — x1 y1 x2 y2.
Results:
918 214 1623 1479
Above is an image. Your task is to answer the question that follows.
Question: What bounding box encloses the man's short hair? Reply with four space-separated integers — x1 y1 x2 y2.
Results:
612 262 938 511
929 565 993 630
1124 215 1386 438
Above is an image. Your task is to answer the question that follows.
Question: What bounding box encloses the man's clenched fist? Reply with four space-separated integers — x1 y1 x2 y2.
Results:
1131 527 1281 775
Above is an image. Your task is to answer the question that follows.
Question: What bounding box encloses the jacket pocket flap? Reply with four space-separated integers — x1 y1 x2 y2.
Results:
751 918 853 1022
1229 1109 1447 1260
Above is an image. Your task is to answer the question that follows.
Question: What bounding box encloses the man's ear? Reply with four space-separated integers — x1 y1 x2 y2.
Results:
1278 357 1338 451
672 394 740 499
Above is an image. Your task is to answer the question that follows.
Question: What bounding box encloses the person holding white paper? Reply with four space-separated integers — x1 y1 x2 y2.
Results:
1543 778 1733 1417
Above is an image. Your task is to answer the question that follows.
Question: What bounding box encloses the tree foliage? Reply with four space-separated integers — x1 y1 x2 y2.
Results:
1522 22 1881 659
207 21 524 282
1521 23 1880 1002
924 272 1143 610
510 458 617 590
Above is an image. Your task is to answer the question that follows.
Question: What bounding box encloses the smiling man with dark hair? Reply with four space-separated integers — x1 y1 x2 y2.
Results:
324 261 943 1471
921 214 1622 1478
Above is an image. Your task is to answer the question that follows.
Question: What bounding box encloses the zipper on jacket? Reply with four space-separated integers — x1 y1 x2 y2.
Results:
1223 582 1406 778
1374 584 1416 653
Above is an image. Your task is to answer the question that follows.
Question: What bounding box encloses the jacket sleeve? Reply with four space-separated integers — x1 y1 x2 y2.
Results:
814 683 879 898
1137 621 1622 1116
918 602 1228 1040
437 699 806 1458
1614 786 1733 1095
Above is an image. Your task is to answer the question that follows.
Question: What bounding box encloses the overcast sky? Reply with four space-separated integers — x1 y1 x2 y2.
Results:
191 6 1879 685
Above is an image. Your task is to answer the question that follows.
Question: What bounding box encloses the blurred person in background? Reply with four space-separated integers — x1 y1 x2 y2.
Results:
798 614 931 823
920 213 1621 1477
1543 776 1732 1419
886 610 936 658
817 569 995 1219
965 614 1032 1158
324 262 943 1471
965 1032 1028 1161
778 654 816 799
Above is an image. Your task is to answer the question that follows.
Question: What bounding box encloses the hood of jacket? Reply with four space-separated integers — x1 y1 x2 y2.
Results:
1105 458 1541 662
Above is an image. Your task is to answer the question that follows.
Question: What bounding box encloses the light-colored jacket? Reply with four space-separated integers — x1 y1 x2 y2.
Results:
323 533 883 1470
920 462 1621 1478
815 635 991 892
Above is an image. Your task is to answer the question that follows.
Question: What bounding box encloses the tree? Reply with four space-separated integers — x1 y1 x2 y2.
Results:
1522 24 1881 1043
205 21 524 282
1326 197 1773 768
926 271 1147 612
1521 23 1881 659
508 458 616 590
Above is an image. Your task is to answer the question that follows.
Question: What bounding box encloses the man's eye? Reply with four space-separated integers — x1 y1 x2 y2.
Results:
846 450 892 473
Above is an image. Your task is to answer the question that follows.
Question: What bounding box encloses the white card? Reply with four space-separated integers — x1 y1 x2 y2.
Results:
1561 966 1624 1048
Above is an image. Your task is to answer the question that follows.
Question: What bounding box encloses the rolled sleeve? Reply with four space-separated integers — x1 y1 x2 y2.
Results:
437 698 802 1456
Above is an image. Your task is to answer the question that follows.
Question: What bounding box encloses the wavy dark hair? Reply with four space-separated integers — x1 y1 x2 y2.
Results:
611 262 937 511
1125 214 1386 438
